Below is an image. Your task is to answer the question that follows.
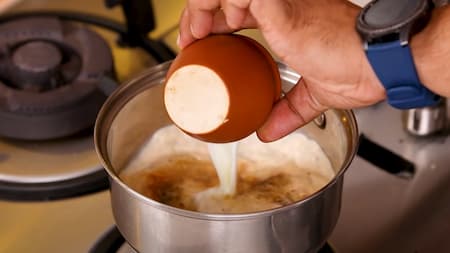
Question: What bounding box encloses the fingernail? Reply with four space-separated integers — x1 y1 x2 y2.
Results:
190 23 198 38
176 32 181 47
189 24 201 39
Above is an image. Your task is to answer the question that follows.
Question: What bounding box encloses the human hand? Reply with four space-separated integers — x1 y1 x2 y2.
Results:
178 0 386 142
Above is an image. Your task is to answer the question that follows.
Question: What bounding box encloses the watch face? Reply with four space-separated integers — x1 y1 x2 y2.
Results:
364 0 422 29
357 0 430 42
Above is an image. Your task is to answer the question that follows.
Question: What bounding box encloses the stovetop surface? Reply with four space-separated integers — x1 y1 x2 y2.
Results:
330 102 450 252
1 0 450 253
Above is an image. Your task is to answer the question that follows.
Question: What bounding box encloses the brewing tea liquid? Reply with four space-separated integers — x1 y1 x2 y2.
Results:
120 125 335 213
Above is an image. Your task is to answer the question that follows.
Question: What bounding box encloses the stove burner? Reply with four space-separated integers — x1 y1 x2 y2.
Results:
0 4 175 201
0 17 115 140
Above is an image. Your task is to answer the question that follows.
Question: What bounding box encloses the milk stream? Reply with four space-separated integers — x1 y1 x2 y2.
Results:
207 142 238 195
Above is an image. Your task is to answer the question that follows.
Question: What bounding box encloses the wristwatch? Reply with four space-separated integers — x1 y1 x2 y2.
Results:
356 0 446 109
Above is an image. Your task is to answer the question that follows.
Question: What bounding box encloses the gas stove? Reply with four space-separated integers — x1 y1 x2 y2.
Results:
0 0 176 201
0 0 449 253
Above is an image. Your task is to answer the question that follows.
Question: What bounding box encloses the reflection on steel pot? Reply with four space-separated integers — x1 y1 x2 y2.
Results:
94 61 358 253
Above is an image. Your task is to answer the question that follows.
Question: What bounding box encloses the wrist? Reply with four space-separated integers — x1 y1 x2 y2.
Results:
411 5 450 97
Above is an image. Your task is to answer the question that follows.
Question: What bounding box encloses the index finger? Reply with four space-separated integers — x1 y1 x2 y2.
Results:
178 1 219 49
188 0 221 37
179 0 259 49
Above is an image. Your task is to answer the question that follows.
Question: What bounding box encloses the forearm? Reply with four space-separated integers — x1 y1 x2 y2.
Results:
411 4 450 97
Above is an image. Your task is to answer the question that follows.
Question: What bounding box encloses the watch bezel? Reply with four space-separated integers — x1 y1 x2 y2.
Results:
356 0 431 44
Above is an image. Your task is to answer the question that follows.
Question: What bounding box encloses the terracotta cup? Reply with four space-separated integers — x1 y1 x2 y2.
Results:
164 34 281 143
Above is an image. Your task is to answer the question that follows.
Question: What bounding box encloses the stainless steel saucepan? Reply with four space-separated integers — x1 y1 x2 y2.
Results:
94 61 358 253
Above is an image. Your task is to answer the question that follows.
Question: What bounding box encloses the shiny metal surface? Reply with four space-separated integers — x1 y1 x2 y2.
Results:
95 62 359 253
0 132 100 183
330 102 450 252
109 178 342 253
117 243 138 253
0 191 114 253
403 99 448 136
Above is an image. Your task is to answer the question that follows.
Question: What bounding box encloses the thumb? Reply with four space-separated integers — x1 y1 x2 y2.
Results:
257 78 326 142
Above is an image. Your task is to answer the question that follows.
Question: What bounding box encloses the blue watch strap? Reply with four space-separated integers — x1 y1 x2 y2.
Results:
366 40 440 109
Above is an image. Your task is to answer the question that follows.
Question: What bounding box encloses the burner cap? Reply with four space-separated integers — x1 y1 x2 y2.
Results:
0 17 116 140
12 41 62 91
